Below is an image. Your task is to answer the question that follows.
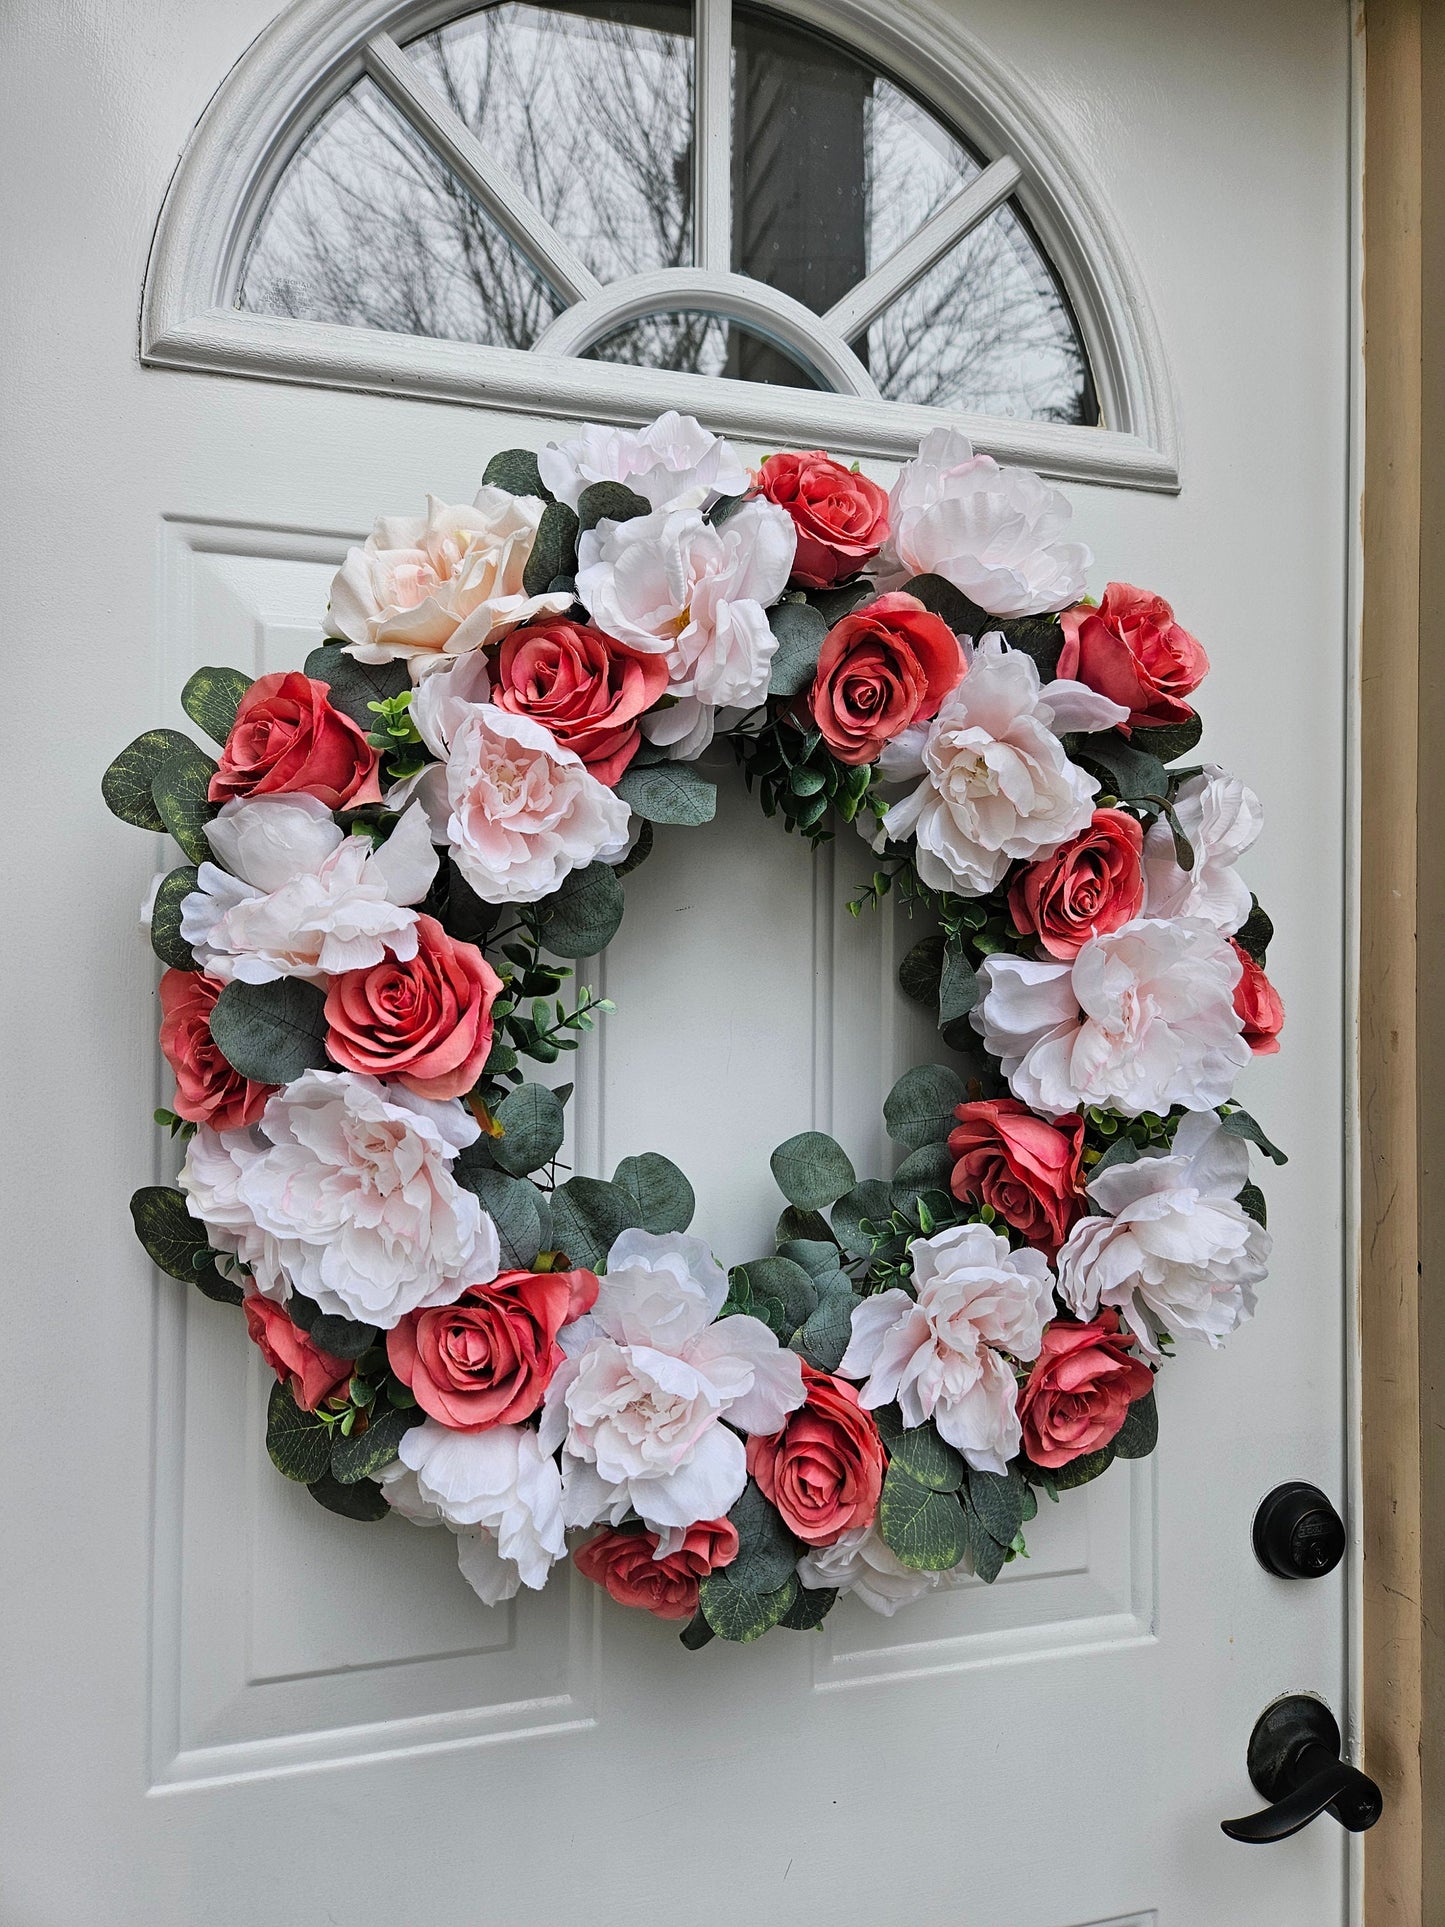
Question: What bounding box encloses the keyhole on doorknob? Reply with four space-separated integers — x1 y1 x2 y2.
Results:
1252 1482 1346 1579
1221 1696 1383 1843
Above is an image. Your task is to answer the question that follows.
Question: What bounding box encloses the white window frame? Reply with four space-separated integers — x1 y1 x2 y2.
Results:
141 0 1181 490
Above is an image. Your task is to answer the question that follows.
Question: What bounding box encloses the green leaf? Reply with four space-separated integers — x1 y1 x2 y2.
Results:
767 599 830 698
938 939 979 1025
1220 1106 1288 1165
873 1408 965 1492
966 1464 1028 1545
441 856 501 945
998 614 1065 681
733 1256 818 1338
722 1479 798 1592
1133 710 1203 764
150 865 199 970
303 642 409 730
181 665 254 746
898 931 946 1007
775 1206 838 1247
1088 1138 1141 1182
678 1610 716 1650
1234 895 1274 965
612 1152 695 1234
883 1062 968 1150
266 1380 332 1483
898 573 987 638
542 859 625 957
522 499 580 596
491 1082 565 1177
794 1285 859 1373
577 480 651 530
890 1141 956 1212
961 1492 1008 1582
613 818 654 879
1237 1180 1268 1229
614 761 717 827
775 1239 844 1279
456 1167 548 1268
806 582 875 625
830 1178 894 1257
128 1185 239 1302
307 1311 378 1360
1045 1445 1116 1491
550 1176 640 1271
769 1131 856 1212
878 1463 970 1570
481 447 549 498
330 1402 424 1483
1073 732 1169 804
1112 1388 1159 1460
778 1584 837 1631
152 740 219 864
209 977 329 1085
307 1472 390 1521
698 1570 798 1643
101 728 195 832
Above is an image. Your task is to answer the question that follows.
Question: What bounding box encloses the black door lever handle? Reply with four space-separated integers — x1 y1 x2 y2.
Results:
1221 1696 1382 1843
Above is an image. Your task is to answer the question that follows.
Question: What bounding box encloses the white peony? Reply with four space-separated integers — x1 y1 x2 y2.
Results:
391 1422 566 1600
1055 1111 1271 1355
180 795 437 984
1142 764 1264 933
328 488 571 675
797 1522 973 1617
539 1229 806 1547
883 428 1091 617
973 916 1251 1119
838 1224 1052 1475
180 1069 497 1327
538 410 749 514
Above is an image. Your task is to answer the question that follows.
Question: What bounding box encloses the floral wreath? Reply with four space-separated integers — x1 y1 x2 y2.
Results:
104 413 1285 1644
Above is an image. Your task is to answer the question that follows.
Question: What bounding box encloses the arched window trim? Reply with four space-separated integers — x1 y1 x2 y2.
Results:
141 0 1181 490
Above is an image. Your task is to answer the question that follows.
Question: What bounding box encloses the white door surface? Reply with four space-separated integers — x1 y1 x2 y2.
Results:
1 2 1356 1923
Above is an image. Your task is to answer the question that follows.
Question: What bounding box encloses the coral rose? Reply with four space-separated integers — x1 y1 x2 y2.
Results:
244 1293 353 1412
1057 582 1209 728
158 967 274 1130
949 1099 1085 1256
324 913 501 1100
1007 808 1145 960
208 671 381 809
756 449 891 587
493 619 669 784
747 1362 888 1545
387 1267 599 1429
1017 1311 1154 1468
809 591 965 765
1231 940 1285 1054
573 1518 740 1620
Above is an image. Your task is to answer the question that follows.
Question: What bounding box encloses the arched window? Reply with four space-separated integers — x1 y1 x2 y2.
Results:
143 0 1177 486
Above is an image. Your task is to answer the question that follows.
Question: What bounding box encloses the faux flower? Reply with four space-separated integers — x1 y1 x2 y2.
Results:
181 795 438 984
796 1522 972 1617
323 913 502 1100
157 967 273 1130
948 1099 1085 1257
755 449 890 587
746 1363 887 1546
883 428 1091 617
386 1267 598 1429
328 488 571 674
243 1293 353 1412
809 591 965 765
1057 582 1208 728
180 1069 497 1327
1007 808 1145 959
573 1518 739 1620
538 410 748 513
1141 765 1263 933
391 1420 567 1600
1231 941 1285 1054
973 917 1251 1119
838 1223 1052 1474
539 1229 806 1546
492 619 669 784
406 654 631 903
208 672 380 810
1055 1111 1271 1355
1016 1311 1153 1467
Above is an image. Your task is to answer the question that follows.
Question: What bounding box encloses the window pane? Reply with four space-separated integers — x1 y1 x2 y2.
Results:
584 311 825 388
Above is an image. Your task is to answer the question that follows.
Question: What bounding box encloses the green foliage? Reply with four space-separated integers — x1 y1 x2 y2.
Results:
209 976 329 1085
1044 1446 1116 1491
284 1292 377 1359
614 760 717 827
966 1464 1028 1546
307 1472 391 1522
678 1610 716 1650
1112 1388 1159 1460
549 1176 641 1270
874 1408 965 1492
898 572 987 637
1133 711 1203 764
456 1167 548 1268
729 1256 818 1339
330 1402 423 1483
481 447 549 498
129 1185 240 1303
491 1082 566 1177
1071 732 1169 806
794 1285 859 1372
1220 1105 1288 1165
775 1205 837 1246
266 1380 332 1483
181 665 253 746
938 938 979 1025
152 739 219 863
149 865 199 970
775 1239 841 1279
522 500 580 596
778 1584 837 1631
303 643 409 730
961 1492 1008 1583
698 1570 798 1642
878 1463 970 1571
1233 895 1274 965
1237 1181 1268 1229
534 858 625 958
612 1152 695 1234
898 931 946 1007
766 599 830 697
732 713 872 845
830 1178 893 1257
577 480 650 530
769 1131 856 1212
101 728 196 832
889 1142 956 1213
883 1062 968 1150
724 1479 799 1592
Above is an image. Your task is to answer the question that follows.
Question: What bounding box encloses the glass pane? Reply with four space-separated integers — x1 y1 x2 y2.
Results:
406 2 694 284
238 76 561 347
583 310 825 388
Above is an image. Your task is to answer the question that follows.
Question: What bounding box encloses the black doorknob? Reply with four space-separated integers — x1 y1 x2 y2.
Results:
1252 1482 1346 1579
1221 1696 1383 1843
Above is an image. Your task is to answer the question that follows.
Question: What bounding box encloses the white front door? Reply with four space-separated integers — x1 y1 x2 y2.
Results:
0 2 1356 1923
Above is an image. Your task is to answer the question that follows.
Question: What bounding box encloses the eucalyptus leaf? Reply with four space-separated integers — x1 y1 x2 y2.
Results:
129 1185 239 1302
577 480 650 530
1088 1138 1141 1184
181 665 254 746
522 499 580 596
722 1479 799 1592
266 1380 332 1483
678 1610 716 1650
550 1176 641 1271
149 865 199 970
766 599 830 698
1043 1445 1116 1491
899 573 987 638
1233 895 1274 965
966 1464 1028 1546
769 1131 856 1212
938 939 979 1025
542 859 625 957
778 1584 838 1631
1073 732 1169 804
806 581 875 625
830 1179 894 1258
491 1082 566 1177
612 1152 695 1234
889 1141 956 1212
775 1206 838 1247
734 1256 818 1337
1220 1106 1288 1165
697 1570 797 1643
997 613 1064 681
1237 1181 1268 1229
330 1402 424 1483
1112 1388 1159 1460
152 740 219 864
1134 710 1203 764
442 856 502 945
878 1464 970 1570
456 1167 548 1268
775 1239 844 1279
873 1408 965 1492
307 1472 391 1522
307 1312 378 1361
303 642 409 729
794 1286 859 1373
962 1493 1008 1582
898 931 946 1007
614 761 717 827
101 728 195 832
883 1062 968 1150
481 447 549 498
209 977 329 1085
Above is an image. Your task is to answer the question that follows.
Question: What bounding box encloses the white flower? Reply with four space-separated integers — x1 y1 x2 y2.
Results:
883 428 1091 617
1056 1111 1270 1355
180 1069 497 1327
881 639 1110 896
1142 764 1263 933
394 1421 566 1599
329 488 571 675
797 1523 972 1617
539 1229 805 1546
180 795 437 984
538 411 749 513
407 659 630 903
973 916 1251 1119
838 1224 1052 1475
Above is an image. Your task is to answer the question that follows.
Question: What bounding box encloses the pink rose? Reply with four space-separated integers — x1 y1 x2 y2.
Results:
158 967 274 1130
244 1293 354 1412
209 671 381 809
948 1099 1085 1257
1230 939 1285 1054
809 591 965 765
755 450 891 588
1007 808 1145 959
746 1362 887 1546
386 1267 599 1429
1057 582 1209 728
324 914 502 1101
494 619 669 785
573 1518 740 1620
1017 1311 1154 1468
